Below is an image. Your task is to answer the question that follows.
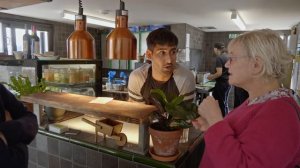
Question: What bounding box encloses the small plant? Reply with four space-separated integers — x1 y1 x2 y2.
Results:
2 75 47 97
150 88 199 131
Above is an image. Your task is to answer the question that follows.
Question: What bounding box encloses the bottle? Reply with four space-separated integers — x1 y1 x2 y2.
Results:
30 25 40 57
67 0 95 59
23 24 31 59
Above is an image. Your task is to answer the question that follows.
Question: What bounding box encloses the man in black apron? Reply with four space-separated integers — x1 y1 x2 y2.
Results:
207 43 230 116
128 28 195 104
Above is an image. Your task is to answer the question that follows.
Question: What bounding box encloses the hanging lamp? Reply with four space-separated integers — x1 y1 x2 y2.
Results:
67 0 96 59
106 0 137 60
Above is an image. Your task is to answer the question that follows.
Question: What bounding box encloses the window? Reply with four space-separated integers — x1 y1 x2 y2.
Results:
37 30 49 53
6 27 12 55
15 28 26 51
0 23 3 53
0 20 52 56
228 33 241 39
14 28 49 54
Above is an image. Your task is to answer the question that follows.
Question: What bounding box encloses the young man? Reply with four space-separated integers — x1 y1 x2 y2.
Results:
128 28 195 104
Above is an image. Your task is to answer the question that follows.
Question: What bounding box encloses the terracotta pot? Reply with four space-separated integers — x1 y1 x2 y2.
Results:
149 123 183 156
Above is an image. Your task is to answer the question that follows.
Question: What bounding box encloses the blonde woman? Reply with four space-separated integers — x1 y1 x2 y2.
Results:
193 29 300 168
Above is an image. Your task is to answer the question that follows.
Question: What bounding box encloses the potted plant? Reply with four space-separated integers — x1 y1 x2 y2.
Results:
149 88 199 161
2 75 47 111
2 75 47 98
2 75 65 121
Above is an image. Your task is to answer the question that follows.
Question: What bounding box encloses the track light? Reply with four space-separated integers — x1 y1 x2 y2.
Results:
63 10 115 28
231 10 246 30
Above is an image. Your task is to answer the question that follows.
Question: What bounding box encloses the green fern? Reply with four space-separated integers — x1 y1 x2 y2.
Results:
2 75 47 97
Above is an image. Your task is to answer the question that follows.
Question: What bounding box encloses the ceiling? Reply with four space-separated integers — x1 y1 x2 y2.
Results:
1 0 300 32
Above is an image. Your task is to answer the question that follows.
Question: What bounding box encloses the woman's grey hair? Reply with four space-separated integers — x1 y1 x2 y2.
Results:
228 29 292 81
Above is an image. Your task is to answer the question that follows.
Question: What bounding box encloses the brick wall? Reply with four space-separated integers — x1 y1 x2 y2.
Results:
51 22 103 59
170 23 206 71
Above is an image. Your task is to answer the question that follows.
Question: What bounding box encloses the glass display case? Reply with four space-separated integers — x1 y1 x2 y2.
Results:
0 59 102 96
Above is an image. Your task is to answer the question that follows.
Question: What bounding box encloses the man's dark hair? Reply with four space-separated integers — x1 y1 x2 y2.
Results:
214 42 227 53
214 42 225 50
146 28 178 51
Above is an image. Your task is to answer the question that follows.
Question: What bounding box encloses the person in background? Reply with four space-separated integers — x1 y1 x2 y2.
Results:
207 42 230 116
128 28 195 104
233 86 249 108
0 83 38 168
192 29 300 168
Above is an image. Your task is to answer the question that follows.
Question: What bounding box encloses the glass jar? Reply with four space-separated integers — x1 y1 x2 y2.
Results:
53 69 60 83
88 68 95 82
78 69 84 83
42 69 49 81
48 69 54 82
60 68 69 84
81 69 90 83
42 68 54 82
69 68 79 84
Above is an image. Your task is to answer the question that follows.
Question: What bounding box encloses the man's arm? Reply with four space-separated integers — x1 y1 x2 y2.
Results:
207 67 222 80
127 69 145 103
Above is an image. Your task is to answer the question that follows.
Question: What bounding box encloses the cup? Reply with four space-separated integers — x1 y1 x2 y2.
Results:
106 82 113 90
13 51 23 60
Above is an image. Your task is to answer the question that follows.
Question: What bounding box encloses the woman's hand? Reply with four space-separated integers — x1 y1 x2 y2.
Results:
192 96 223 132
192 116 209 132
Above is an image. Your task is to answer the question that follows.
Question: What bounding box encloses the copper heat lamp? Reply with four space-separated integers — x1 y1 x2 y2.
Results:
106 0 137 60
67 0 96 59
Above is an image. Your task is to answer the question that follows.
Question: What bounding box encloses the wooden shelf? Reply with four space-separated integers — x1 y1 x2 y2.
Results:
21 92 157 154
21 92 156 124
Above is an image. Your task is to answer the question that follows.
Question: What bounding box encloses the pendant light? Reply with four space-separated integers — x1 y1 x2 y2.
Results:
67 0 96 59
106 0 137 60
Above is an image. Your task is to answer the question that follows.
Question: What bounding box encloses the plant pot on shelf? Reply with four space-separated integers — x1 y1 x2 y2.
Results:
149 122 182 162
44 107 66 121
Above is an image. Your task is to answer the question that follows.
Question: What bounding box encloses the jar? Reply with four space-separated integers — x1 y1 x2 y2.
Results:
69 68 78 84
53 69 60 83
42 69 49 81
78 69 84 83
42 68 54 82
48 69 54 82
81 69 90 83
60 68 69 84
88 69 95 82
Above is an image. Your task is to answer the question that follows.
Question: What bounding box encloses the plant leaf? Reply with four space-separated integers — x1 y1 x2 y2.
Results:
150 89 168 104
150 88 169 114
2 75 47 97
169 95 184 106
149 88 199 130
169 119 192 128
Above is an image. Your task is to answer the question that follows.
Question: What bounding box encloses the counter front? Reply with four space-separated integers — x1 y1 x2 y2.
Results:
22 92 204 168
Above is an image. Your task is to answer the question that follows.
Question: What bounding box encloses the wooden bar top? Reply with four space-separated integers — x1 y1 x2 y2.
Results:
21 92 157 124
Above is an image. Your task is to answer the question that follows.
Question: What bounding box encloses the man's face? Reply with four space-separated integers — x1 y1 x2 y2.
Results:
147 44 178 75
213 48 218 55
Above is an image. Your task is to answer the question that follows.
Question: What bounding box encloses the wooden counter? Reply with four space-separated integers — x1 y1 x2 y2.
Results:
21 92 157 154
21 92 156 124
